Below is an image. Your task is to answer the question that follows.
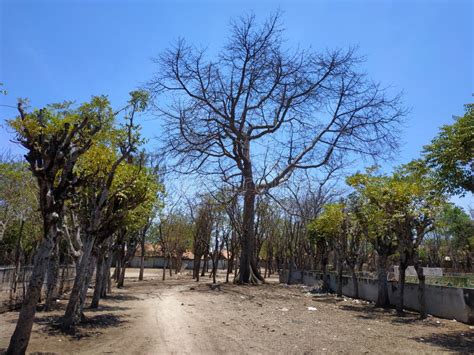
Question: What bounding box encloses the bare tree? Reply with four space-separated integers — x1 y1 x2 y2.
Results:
150 13 404 283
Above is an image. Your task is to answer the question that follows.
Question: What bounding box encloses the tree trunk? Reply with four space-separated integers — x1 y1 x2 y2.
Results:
62 236 95 329
114 245 123 283
106 255 113 294
162 254 167 281
168 256 172 277
376 253 390 308
238 177 263 284
336 256 343 297
44 243 60 311
200 255 207 277
321 257 330 292
117 261 128 288
139 231 145 281
193 255 201 281
77 254 96 320
287 257 294 285
226 256 232 283
397 263 407 315
414 261 427 318
91 254 104 308
350 265 359 299
6 221 58 355
212 258 217 284
102 254 113 298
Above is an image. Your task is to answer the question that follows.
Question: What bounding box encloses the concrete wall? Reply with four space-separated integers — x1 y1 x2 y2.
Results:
128 256 227 270
393 266 443 278
279 270 474 324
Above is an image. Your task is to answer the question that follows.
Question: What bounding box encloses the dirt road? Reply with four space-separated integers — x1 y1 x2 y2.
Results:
0 269 472 354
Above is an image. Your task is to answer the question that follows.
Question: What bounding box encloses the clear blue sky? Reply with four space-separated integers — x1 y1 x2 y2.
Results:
1 0 473 207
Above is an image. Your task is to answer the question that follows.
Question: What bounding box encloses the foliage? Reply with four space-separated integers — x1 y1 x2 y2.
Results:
0 159 42 263
423 104 474 195
307 203 344 243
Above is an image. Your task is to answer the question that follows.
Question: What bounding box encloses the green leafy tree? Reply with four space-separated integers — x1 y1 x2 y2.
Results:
62 91 150 328
346 170 399 308
0 160 41 299
423 104 474 195
308 203 345 295
391 161 446 317
435 203 474 270
6 97 109 355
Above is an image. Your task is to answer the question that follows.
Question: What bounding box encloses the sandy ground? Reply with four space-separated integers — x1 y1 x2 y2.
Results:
0 268 472 354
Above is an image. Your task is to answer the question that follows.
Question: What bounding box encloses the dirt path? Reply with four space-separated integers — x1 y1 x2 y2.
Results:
0 269 472 354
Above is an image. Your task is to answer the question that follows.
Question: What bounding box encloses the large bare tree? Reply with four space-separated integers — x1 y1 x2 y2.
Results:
150 13 404 283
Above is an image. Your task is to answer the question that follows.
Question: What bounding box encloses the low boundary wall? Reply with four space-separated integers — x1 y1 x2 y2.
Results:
280 270 474 324
128 256 227 270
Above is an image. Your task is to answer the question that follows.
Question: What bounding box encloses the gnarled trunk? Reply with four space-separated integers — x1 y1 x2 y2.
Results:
62 236 95 329
7 220 58 355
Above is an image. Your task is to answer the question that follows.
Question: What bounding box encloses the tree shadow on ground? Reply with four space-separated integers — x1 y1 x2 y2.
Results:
339 304 453 329
390 315 442 327
411 331 474 353
339 304 395 320
103 294 142 302
84 305 131 313
33 313 127 339
312 295 346 304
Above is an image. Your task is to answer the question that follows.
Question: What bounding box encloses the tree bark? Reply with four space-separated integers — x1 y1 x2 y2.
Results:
336 255 343 297
200 255 207 277
139 231 145 281
6 221 58 355
62 236 95 329
414 258 427 319
397 263 407 315
226 256 232 283
101 254 113 298
77 253 96 320
162 254 167 281
168 255 172 277
193 255 201 281
117 235 137 288
44 243 60 311
376 253 390 308
238 176 263 284
91 253 104 308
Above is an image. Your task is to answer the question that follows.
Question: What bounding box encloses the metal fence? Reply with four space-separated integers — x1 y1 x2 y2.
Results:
0 264 76 313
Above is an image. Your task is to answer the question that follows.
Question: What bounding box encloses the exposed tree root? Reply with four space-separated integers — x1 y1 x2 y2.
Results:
233 264 265 285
